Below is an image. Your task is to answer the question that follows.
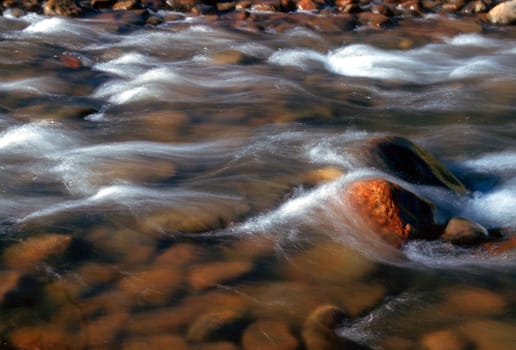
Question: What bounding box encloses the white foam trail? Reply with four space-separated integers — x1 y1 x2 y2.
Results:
0 122 75 154
268 49 325 70
93 52 154 78
462 151 516 172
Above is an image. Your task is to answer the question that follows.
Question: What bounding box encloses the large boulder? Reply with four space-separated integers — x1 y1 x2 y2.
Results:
343 178 439 247
360 136 467 194
487 0 516 25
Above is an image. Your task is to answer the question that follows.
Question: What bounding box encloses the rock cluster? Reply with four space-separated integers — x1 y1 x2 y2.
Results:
1 0 516 28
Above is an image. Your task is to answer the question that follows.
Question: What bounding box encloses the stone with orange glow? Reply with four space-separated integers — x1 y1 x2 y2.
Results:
242 319 299 350
343 178 438 247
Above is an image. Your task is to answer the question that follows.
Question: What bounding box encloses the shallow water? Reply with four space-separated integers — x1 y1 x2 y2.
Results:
0 11 515 349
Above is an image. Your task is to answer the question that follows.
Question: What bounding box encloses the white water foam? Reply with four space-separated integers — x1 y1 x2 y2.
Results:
0 122 75 154
268 34 516 83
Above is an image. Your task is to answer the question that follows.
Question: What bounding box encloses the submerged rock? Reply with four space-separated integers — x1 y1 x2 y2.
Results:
242 319 299 350
362 136 467 194
2 234 73 270
343 178 439 247
187 260 253 291
419 329 471 350
187 310 247 342
302 304 369 350
440 217 489 245
487 0 516 24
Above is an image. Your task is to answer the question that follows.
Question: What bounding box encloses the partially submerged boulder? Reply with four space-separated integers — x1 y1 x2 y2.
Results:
361 136 467 194
440 217 490 246
343 178 439 247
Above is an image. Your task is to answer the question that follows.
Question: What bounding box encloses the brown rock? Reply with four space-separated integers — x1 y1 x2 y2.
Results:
187 310 247 342
358 12 390 27
217 0 237 11
363 136 467 194
302 304 364 350
483 236 516 255
461 0 487 13
487 0 516 24
0 270 21 304
117 266 183 306
86 312 130 348
188 260 253 290
196 342 240 350
59 52 84 69
442 0 464 12
43 0 81 16
343 178 438 247
296 0 319 10
154 242 206 267
419 329 471 350
9 326 78 350
242 320 299 350
282 241 375 284
125 305 197 335
458 320 516 350
122 334 190 350
2 234 72 270
301 166 345 187
440 217 489 245
442 286 507 317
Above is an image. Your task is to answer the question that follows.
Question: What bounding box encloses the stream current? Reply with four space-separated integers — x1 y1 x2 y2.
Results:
0 11 516 349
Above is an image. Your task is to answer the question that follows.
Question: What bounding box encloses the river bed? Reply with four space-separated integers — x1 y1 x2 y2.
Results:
0 11 516 349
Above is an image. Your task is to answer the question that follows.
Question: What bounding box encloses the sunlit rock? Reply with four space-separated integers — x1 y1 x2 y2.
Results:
121 334 190 350
43 0 81 16
343 178 439 247
242 320 299 350
440 217 489 245
113 0 141 10
302 304 367 350
483 236 516 255
301 166 345 187
187 310 247 342
362 136 467 194
487 0 516 24
419 329 471 350
187 260 253 291
2 233 72 270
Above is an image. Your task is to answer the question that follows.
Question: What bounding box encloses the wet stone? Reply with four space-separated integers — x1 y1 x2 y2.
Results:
196 342 240 350
458 320 516 350
86 311 130 348
2 233 73 270
358 12 391 27
440 217 489 245
187 310 248 342
419 329 471 350
343 178 438 247
301 166 345 187
251 0 281 11
441 286 507 317
0 270 21 304
116 266 184 306
302 304 366 350
188 260 253 290
113 0 141 10
242 319 299 350
487 0 516 24
153 242 207 267
9 326 79 350
121 334 190 350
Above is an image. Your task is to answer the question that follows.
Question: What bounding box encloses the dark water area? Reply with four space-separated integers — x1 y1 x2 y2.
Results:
0 10 516 350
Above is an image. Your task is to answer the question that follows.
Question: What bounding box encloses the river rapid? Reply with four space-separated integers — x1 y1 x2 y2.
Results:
0 10 516 349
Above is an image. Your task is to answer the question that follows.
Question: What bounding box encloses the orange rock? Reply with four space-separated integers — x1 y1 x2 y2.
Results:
442 286 507 317
9 325 78 350
487 0 516 24
60 52 83 69
2 234 72 270
121 334 190 350
43 0 81 16
343 178 437 247
419 329 470 350
153 242 207 267
242 320 299 350
483 236 516 255
187 310 247 342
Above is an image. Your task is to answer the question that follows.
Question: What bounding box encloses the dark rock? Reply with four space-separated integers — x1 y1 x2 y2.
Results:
44 0 82 16
487 0 516 24
362 136 467 194
440 217 489 245
343 178 439 247
461 0 487 14
242 319 299 350
91 0 117 9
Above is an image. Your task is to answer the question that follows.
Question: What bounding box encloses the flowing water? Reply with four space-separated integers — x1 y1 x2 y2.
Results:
0 10 516 349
